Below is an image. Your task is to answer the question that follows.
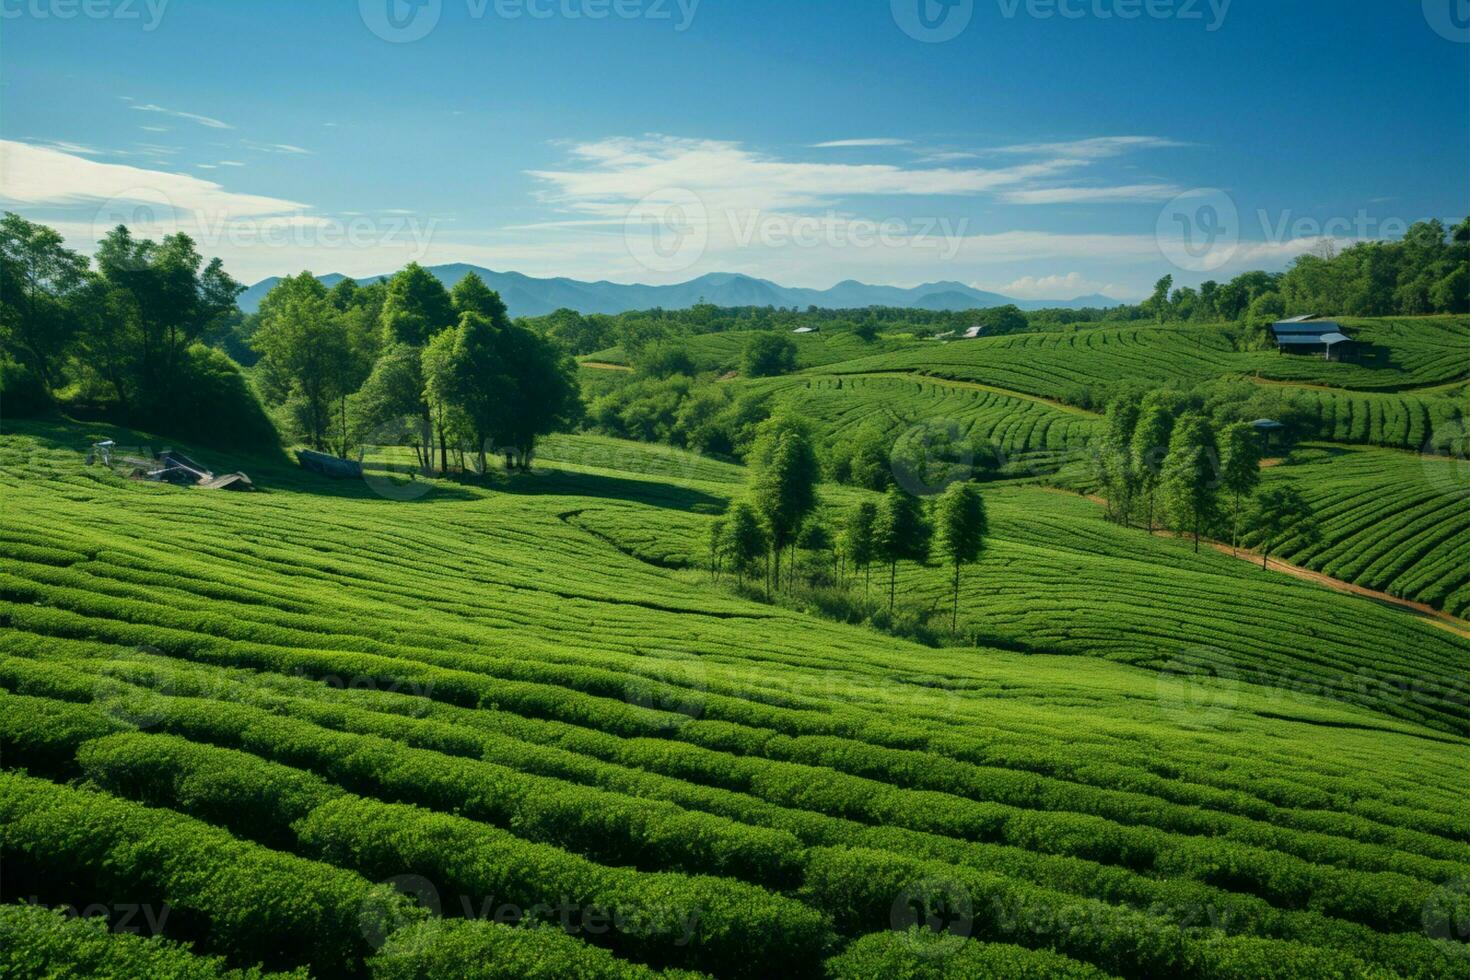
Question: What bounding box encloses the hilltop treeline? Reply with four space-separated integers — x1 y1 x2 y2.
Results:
0 215 580 467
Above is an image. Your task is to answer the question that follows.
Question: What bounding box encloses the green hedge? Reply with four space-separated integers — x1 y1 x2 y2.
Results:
825 931 1117 979
0 771 420 977
295 794 834 978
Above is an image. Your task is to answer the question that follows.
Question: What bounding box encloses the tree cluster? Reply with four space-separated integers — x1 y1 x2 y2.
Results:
253 264 581 472
1094 394 1319 564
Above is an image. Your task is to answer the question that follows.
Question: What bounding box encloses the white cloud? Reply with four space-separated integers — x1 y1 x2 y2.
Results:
241 140 312 155
0 140 308 218
129 103 233 130
996 136 1188 158
983 272 1132 300
810 138 913 148
1002 183 1184 205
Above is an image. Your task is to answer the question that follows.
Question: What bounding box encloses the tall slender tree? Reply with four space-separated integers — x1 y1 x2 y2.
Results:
840 499 878 599
933 481 988 633
723 501 769 585
1130 403 1174 532
1160 414 1221 553
1218 421 1263 554
1248 484 1319 570
750 416 820 590
873 485 932 613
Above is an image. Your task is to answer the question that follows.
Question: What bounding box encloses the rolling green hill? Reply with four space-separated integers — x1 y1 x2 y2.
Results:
2 421 1468 978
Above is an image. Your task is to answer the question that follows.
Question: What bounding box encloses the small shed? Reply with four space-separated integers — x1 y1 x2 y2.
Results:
1251 418 1286 450
961 325 985 339
1269 318 1352 360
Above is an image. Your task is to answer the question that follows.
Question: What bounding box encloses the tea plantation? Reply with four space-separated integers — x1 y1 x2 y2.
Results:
2 409 1469 978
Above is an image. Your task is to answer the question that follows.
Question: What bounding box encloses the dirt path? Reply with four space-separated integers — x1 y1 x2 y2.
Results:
1040 487 1470 638
579 361 633 372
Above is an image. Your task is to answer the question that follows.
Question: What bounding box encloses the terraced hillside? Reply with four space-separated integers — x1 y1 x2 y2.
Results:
1252 444 1470 618
3 422 1469 978
584 330 913 374
822 316 1470 407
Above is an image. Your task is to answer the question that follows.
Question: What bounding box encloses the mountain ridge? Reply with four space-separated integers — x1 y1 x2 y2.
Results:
237 265 1125 317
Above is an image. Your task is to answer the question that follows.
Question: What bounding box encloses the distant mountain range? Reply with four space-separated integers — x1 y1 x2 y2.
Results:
237 265 1124 318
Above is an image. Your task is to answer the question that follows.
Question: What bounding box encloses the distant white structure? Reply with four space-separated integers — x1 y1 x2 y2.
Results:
792 326 820 334
962 325 985 339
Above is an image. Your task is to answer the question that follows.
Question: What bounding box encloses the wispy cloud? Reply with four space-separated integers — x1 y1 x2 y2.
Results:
981 272 1132 300
0 139 307 218
810 138 913 148
129 103 233 130
1002 183 1184 205
241 140 312 155
995 136 1189 158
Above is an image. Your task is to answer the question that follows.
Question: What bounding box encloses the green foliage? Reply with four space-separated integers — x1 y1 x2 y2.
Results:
0 904 302 980
933 482 987 630
873 485 931 611
825 931 1114 979
368 919 688 979
0 356 52 418
380 262 455 347
742 331 798 377
1248 481 1321 569
1161 414 1221 550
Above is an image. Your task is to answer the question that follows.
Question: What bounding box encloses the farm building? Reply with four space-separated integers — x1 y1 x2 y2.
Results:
792 326 820 334
1270 316 1352 360
961 325 985 339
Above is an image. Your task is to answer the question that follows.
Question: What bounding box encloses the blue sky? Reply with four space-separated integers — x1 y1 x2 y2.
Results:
3 0 1467 297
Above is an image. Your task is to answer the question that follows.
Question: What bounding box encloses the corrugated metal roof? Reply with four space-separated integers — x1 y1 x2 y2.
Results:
1318 332 1350 345
1277 335 1333 344
1272 320 1341 334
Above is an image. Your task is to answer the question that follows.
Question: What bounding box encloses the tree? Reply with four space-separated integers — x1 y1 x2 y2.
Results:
723 501 769 585
749 415 821 590
450 272 508 323
251 272 350 451
430 312 511 475
707 518 726 580
873 485 931 612
1097 396 1141 524
1146 275 1173 323
349 343 432 471
1160 414 1220 553
796 521 834 585
380 262 454 347
1248 483 1319 570
1130 403 1175 532
0 212 90 391
492 325 582 469
933 481 987 633
840 499 878 598
1218 421 1263 554
742 332 797 377
90 227 241 414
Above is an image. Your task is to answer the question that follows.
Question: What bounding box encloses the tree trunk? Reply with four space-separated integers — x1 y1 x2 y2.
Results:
1231 489 1240 555
951 561 961 634
1193 515 1200 553
888 561 897 613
